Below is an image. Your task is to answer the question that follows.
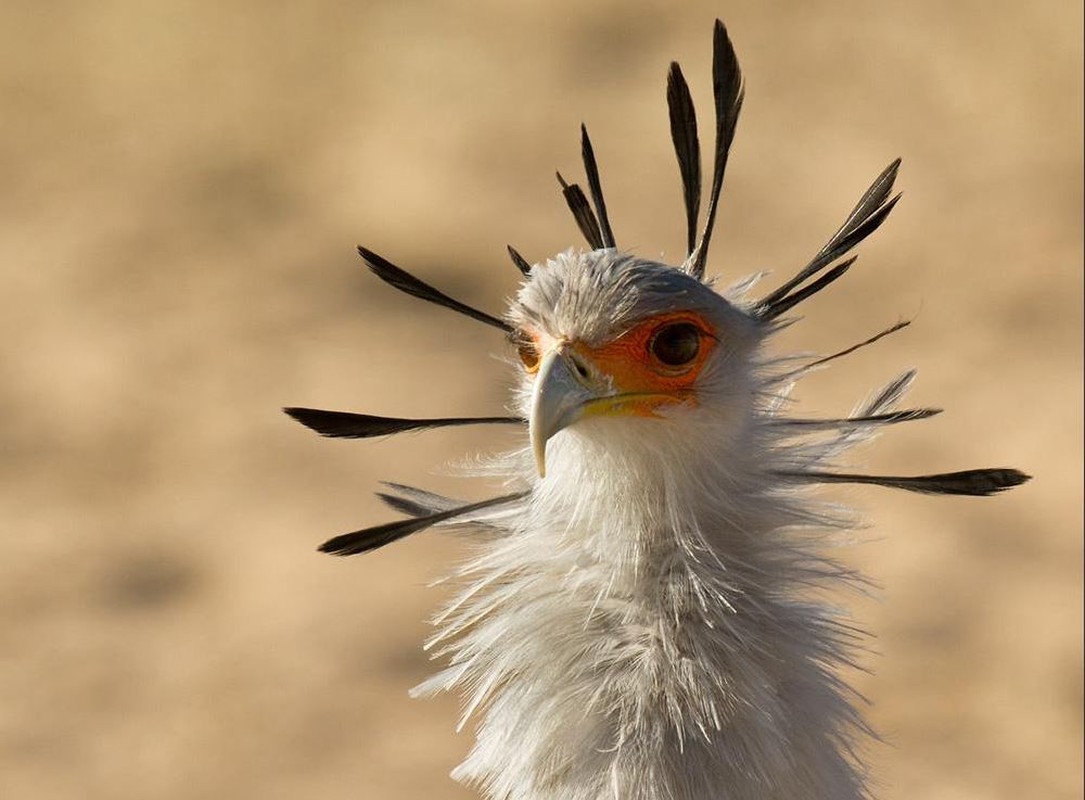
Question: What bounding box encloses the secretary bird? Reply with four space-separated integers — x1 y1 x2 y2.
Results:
286 20 1028 800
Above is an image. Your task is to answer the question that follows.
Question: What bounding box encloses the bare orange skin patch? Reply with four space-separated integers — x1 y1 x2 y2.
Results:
518 312 717 418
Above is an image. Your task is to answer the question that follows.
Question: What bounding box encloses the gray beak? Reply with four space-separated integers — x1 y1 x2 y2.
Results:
529 348 598 477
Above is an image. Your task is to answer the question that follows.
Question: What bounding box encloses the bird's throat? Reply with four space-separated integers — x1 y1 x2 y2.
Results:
423 420 868 799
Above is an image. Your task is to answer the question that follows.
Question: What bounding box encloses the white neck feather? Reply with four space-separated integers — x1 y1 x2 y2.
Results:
417 410 871 800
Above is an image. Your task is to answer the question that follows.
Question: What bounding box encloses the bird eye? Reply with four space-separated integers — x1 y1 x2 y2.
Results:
649 322 701 367
515 336 540 372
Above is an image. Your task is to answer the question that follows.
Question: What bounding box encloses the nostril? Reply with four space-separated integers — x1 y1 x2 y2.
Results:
566 352 592 383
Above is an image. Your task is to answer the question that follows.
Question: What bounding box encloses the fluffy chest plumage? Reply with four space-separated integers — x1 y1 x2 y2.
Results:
416 430 870 800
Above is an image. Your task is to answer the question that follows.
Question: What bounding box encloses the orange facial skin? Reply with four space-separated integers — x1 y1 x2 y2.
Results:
519 312 718 419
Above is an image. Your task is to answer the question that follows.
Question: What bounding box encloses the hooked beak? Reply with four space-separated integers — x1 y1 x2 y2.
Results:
529 347 598 478
528 343 689 477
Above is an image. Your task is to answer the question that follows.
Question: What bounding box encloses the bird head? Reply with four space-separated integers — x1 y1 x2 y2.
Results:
287 17 1028 561
509 249 759 478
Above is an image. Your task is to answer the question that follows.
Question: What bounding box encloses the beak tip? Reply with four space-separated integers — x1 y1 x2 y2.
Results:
532 440 547 478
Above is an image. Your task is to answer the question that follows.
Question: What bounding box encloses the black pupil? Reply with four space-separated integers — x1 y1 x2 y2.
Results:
650 323 700 366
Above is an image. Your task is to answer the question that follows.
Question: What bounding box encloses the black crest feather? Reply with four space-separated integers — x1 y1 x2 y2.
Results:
376 482 461 518
284 407 522 439
779 468 1031 496
507 245 532 276
667 61 702 256
760 256 857 320
688 19 744 281
778 408 942 429
580 125 616 248
318 492 529 556
358 246 512 333
556 172 605 249
862 370 917 416
758 160 901 316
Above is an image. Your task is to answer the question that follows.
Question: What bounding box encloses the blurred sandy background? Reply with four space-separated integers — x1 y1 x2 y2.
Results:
0 1 1081 798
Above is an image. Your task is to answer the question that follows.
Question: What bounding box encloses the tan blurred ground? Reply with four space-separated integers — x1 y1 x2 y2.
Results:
0 2 1081 798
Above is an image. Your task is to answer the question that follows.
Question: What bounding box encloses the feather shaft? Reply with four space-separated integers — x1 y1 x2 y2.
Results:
805 320 911 369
